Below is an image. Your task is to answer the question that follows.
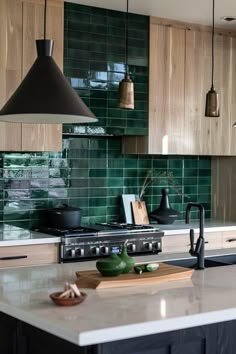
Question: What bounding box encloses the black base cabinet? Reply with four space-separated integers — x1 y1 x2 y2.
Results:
1 312 236 354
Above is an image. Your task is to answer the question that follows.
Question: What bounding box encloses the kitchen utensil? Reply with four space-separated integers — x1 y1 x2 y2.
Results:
149 188 180 224
46 204 82 228
49 291 87 306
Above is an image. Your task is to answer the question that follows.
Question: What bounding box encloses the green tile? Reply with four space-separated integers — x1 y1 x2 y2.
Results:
184 159 198 169
124 159 138 169
89 169 106 178
108 178 123 187
199 158 211 169
184 169 198 177
108 169 123 177
199 169 211 177
198 177 211 185
168 160 183 169
89 197 107 207
183 177 198 186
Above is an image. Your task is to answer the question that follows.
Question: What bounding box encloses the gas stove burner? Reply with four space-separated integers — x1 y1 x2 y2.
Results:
33 226 97 237
97 222 159 231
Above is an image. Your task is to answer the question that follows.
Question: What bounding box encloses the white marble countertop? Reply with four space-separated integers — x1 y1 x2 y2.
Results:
2 250 236 346
0 225 60 246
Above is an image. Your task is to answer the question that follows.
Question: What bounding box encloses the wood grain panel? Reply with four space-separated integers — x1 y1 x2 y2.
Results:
123 16 236 157
149 24 185 154
0 0 22 151
150 16 236 37
22 123 62 151
21 0 63 151
211 157 236 221
0 243 59 268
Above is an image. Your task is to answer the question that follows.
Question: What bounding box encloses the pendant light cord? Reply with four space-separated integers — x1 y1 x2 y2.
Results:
125 0 129 73
211 0 215 89
44 0 47 40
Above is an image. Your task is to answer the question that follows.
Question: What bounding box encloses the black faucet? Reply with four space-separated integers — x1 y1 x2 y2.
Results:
185 202 205 270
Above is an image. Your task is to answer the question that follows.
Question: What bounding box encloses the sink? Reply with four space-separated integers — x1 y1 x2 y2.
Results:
164 257 230 269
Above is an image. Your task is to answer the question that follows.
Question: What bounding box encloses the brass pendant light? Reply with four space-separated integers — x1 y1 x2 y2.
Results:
118 0 134 110
205 0 220 117
0 0 97 124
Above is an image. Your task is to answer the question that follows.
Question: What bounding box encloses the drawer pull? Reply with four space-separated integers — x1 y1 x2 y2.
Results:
227 239 236 243
0 255 28 261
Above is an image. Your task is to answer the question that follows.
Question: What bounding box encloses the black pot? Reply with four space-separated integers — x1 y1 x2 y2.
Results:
46 205 82 229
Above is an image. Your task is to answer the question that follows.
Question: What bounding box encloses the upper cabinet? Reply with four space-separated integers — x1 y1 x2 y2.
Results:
0 0 63 152
123 17 236 156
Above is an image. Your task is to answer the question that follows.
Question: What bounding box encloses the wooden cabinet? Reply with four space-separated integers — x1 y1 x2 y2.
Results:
162 231 222 254
0 0 63 152
0 243 59 268
0 0 22 151
123 17 236 156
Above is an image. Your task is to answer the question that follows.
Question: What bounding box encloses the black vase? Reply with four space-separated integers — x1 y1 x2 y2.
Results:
149 188 180 224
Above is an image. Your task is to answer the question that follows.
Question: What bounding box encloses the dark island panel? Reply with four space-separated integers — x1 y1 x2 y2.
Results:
1 311 236 354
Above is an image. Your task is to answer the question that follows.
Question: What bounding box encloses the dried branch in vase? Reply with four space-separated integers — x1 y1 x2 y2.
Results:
139 169 189 201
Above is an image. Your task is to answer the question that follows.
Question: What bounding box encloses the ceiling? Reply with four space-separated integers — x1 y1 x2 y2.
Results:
66 0 236 29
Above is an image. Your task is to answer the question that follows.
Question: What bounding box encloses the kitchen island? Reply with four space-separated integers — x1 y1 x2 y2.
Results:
2 253 236 354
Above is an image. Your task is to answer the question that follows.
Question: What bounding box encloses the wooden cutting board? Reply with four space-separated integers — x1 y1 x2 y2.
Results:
131 200 149 224
75 263 193 289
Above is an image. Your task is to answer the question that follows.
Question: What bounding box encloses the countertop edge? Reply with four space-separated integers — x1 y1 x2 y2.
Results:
78 308 236 346
0 237 61 246
2 298 236 346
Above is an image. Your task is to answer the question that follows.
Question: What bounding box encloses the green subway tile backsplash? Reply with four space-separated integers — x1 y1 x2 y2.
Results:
0 138 212 227
63 2 149 136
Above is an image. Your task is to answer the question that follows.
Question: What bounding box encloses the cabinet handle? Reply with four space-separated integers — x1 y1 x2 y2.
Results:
227 239 236 243
0 255 28 261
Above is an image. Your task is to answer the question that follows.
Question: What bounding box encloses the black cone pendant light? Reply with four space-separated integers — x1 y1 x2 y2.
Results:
118 0 134 110
0 0 96 124
205 0 220 117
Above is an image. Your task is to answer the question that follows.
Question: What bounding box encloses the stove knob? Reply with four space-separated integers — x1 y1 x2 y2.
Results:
66 249 75 257
153 241 161 251
127 243 136 253
75 248 84 257
100 246 109 255
91 247 100 256
145 242 153 251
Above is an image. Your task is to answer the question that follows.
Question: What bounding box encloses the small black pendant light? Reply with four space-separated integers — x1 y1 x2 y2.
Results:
118 0 134 110
0 0 97 124
205 0 220 117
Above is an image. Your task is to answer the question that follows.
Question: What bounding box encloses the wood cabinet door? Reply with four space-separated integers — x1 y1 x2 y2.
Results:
149 20 185 154
0 0 22 151
21 0 62 152
185 30 236 156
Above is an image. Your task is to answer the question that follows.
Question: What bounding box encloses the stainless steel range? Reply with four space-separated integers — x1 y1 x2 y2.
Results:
35 223 164 262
